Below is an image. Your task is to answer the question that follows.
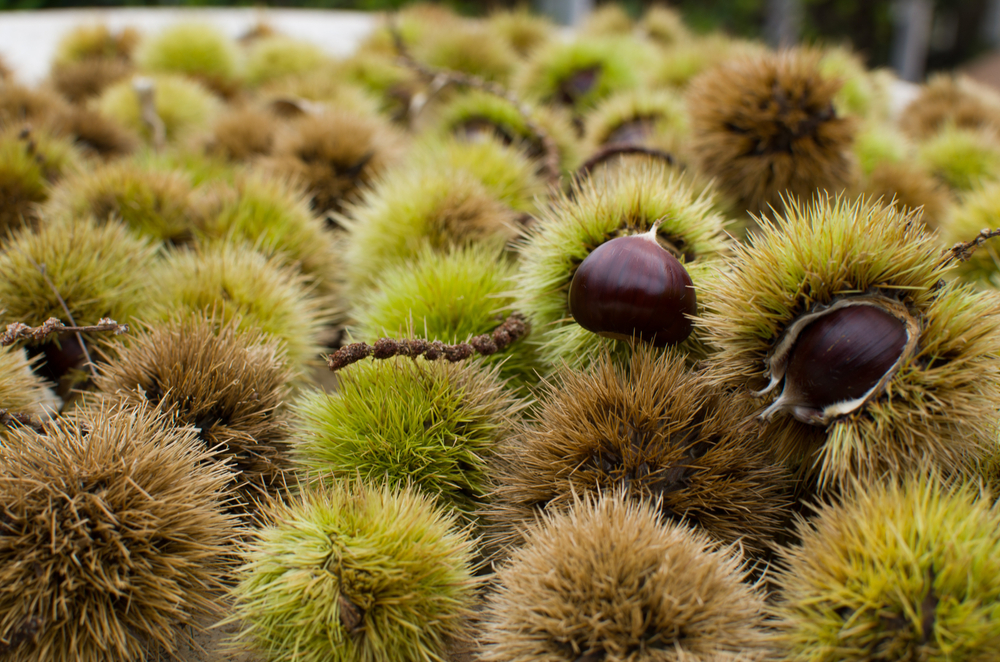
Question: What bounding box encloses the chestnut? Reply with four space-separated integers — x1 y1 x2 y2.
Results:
605 117 657 146
455 117 516 147
568 227 696 346
759 298 919 425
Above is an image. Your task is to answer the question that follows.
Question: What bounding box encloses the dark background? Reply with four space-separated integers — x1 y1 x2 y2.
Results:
0 0 990 74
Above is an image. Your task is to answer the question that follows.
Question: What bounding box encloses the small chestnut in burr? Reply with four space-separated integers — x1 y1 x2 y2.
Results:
568 226 696 346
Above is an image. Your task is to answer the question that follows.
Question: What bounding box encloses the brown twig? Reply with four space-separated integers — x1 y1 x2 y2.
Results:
389 19 561 185
0 409 46 435
1 317 129 347
943 228 1000 264
575 144 675 183
133 77 166 150
328 314 529 372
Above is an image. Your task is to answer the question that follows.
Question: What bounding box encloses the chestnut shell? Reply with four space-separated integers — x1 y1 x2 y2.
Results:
568 232 696 346
784 304 907 413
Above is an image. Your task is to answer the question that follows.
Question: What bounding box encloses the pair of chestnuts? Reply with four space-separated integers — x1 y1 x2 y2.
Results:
569 230 915 426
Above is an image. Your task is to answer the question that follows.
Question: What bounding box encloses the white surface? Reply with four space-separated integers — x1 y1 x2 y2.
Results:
888 77 921 118
0 8 378 84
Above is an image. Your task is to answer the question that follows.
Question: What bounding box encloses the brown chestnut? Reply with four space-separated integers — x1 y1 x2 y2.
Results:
605 117 657 146
759 298 918 425
568 227 697 346
455 117 516 146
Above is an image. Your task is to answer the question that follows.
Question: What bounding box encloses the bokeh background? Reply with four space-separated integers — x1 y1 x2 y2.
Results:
0 0 992 79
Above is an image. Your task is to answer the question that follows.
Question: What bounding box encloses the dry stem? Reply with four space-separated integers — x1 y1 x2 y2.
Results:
16 251 104 377
133 77 166 150
328 314 528 372
389 19 561 185
1 317 129 347
944 228 1000 264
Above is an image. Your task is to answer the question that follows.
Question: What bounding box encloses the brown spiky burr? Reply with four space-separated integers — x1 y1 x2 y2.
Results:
480 492 772 662
485 346 793 560
89 315 295 510
0 400 238 662
259 109 404 216
686 48 857 215
900 74 1000 139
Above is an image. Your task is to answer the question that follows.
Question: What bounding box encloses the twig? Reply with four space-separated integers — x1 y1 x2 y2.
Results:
389 19 561 185
1 317 129 347
18 253 102 377
133 77 166 150
0 410 46 435
328 314 529 372
407 72 450 120
943 228 1000 264
575 144 675 183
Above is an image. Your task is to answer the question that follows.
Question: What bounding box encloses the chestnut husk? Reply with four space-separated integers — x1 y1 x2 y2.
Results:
568 227 696 346
759 296 919 425
557 65 601 106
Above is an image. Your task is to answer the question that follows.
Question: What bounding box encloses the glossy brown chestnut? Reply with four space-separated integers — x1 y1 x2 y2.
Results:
568 229 696 346
784 304 907 414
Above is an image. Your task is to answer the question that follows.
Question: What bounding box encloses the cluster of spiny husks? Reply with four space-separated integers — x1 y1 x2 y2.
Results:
4 3 1000 661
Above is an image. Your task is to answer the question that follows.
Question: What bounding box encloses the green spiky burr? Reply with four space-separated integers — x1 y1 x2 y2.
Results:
0 126 82 237
41 158 204 244
350 242 540 391
514 159 730 372
701 195 1000 489
341 138 542 292
293 355 523 518
96 74 221 144
147 241 332 375
772 473 1000 662
243 35 328 87
917 124 1000 191
514 37 649 113
229 481 478 662
135 21 241 96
